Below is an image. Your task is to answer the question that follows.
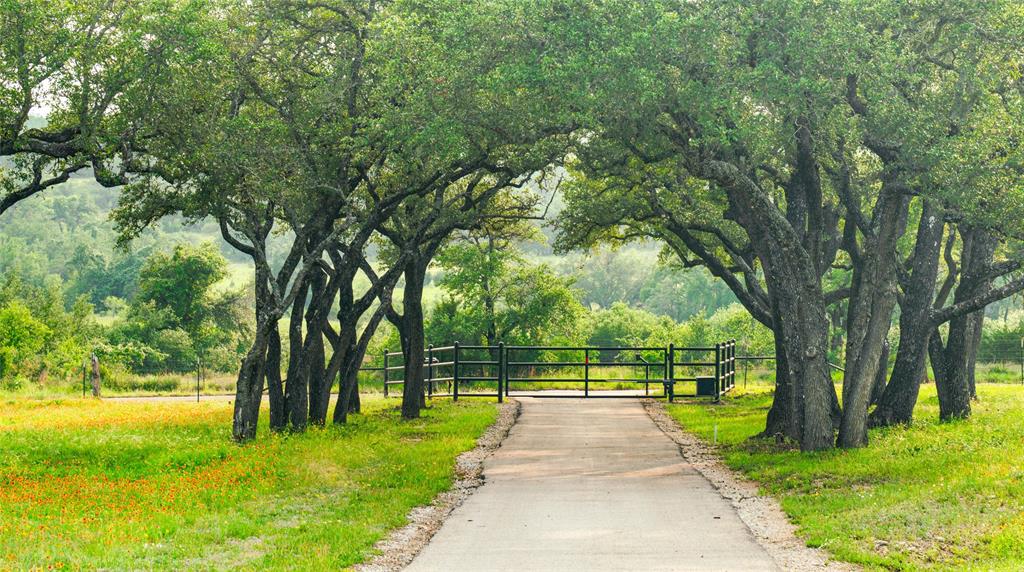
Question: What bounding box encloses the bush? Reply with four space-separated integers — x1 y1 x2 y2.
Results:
0 374 27 391
149 329 197 372
706 304 774 356
0 301 50 379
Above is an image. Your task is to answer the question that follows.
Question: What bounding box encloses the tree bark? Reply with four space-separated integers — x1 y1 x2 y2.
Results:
348 378 361 413
932 317 973 420
232 324 270 441
305 267 332 426
285 282 310 431
725 183 838 451
266 327 286 431
869 200 945 427
333 306 385 424
305 323 328 425
483 240 498 346
838 189 908 448
399 261 429 419
933 227 996 420
762 325 795 439
869 339 890 407
329 265 378 424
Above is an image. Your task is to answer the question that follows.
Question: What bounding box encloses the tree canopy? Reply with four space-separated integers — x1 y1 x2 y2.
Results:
1 0 1022 452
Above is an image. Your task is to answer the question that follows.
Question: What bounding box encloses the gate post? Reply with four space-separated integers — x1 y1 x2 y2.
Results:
644 358 650 396
453 342 460 402
383 350 389 398
501 343 509 399
714 342 722 402
730 339 736 391
584 348 590 398
497 342 505 403
667 344 675 402
427 344 434 398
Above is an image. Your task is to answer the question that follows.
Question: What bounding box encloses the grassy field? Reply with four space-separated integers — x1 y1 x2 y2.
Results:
0 396 498 570
666 383 1024 571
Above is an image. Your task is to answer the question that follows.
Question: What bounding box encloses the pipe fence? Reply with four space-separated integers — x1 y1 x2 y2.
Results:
371 340 738 403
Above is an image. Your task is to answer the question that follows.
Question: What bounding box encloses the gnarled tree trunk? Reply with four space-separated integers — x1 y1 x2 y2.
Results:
733 193 837 451
869 339 890 407
762 324 794 439
838 189 909 448
869 200 945 427
233 324 270 441
398 263 428 419
305 267 333 426
266 327 286 431
233 263 277 442
285 282 310 431
932 227 996 420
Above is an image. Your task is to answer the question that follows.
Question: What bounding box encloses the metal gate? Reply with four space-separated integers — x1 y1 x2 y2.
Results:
374 340 737 403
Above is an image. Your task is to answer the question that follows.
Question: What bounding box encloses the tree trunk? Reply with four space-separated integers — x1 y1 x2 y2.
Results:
723 182 838 452
767 267 836 451
266 327 286 431
333 307 385 423
331 339 357 425
762 325 795 439
232 325 270 441
722 232 837 451
305 325 328 425
399 263 428 419
305 268 331 426
328 269 360 425
869 339 890 407
232 262 278 442
869 200 945 427
348 377 361 413
933 227 996 420
934 316 974 420
285 283 309 431
837 190 908 448
827 303 846 361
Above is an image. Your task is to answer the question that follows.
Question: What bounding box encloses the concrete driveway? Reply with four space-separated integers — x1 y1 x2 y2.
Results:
405 397 778 571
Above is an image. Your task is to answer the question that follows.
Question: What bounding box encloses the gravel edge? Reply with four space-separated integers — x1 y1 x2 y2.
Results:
354 399 522 572
643 399 860 572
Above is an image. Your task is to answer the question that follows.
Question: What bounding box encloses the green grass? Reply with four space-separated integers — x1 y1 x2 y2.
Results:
969 362 1024 384
0 396 498 570
666 383 1024 571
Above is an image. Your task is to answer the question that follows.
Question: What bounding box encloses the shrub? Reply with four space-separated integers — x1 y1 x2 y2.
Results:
0 301 50 379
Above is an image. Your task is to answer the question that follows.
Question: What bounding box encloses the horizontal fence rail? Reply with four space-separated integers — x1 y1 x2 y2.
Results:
365 340 739 403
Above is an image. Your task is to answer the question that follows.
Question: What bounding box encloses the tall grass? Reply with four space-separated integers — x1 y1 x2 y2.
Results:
0 396 498 570
666 384 1024 570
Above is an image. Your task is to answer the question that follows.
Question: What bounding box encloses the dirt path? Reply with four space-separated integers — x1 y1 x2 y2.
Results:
403 397 781 571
